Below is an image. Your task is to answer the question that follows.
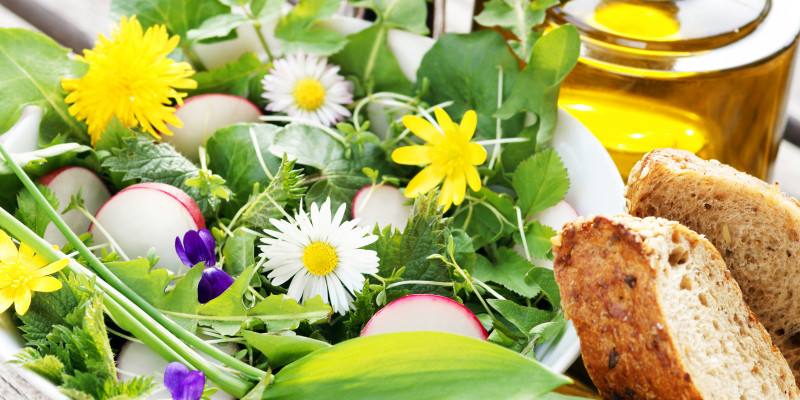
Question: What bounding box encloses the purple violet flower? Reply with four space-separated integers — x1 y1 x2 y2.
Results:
198 267 234 304
164 362 205 400
175 229 216 268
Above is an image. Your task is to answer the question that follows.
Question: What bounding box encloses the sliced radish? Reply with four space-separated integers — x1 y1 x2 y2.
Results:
531 200 578 232
90 182 205 273
116 340 235 400
352 184 412 232
361 294 488 341
163 94 262 161
39 166 111 247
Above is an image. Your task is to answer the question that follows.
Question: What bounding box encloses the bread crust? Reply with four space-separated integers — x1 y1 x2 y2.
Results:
553 214 800 399
626 148 800 385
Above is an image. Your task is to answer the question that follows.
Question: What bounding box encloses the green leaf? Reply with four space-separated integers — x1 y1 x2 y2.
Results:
242 330 330 367
329 25 412 95
274 0 347 55
349 0 429 35
512 148 569 216
269 124 344 169
105 259 172 304
367 193 450 294
15 183 59 237
0 29 87 144
525 266 561 307
206 123 282 215
111 0 230 48
488 299 554 338
262 331 571 399
415 31 524 141
513 221 557 260
102 135 226 217
252 0 285 22
232 156 305 231
14 349 64 385
452 187 516 248
221 228 258 278
246 294 332 332
187 52 269 98
473 248 540 298
496 24 580 148
187 13 248 43
473 0 557 60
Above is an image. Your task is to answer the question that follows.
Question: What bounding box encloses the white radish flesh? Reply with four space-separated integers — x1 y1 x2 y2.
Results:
39 166 111 247
352 184 413 232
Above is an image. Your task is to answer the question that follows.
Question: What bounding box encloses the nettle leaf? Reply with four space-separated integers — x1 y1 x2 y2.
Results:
242 330 330 368
232 156 305 231
15 183 59 238
415 30 523 141
207 123 282 215
187 52 269 98
473 248 540 298
14 350 65 385
513 220 556 260
329 25 412 95
496 25 580 151
111 0 230 49
0 29 87 144
367 193 451 294
452 187 516 249
512 148 569 217
18 274 83 344
102 135 226 218
274 0 347 55
262 331 571 400
349 0 429 35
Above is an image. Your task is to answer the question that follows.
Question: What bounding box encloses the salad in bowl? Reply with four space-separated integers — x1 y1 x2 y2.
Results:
0 0 623 398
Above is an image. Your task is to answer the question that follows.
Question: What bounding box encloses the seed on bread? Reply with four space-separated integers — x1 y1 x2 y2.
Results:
626 148 800 385
553 214 799 399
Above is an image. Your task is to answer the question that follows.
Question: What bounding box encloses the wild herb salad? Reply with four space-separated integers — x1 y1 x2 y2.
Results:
0 0 585 399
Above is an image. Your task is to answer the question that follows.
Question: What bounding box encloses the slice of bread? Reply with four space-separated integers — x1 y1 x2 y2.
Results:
626 148 800 385
552 214 799 399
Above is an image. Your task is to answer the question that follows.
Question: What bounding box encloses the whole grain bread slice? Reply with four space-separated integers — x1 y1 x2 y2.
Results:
552 214 799 399
626 148 800 385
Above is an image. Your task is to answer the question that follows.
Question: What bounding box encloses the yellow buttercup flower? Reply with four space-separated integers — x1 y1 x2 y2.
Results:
392 108 487 211
0 230 68 315
62 15 197 145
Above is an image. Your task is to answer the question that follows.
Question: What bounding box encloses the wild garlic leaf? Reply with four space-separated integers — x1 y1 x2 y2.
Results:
262 331 571 400
329 25 412 95
187 52 269 98
496 25 580 148
488 299 554 339
242 330 330 368
512 148 569 217
274 0 347 55
232 156 305 231
415 31 523 140
14 183 59 238
348 0 429 35
111 0 230 48
0 29 87 144
473 249 540 298
206 122 282 216
102 135 225 217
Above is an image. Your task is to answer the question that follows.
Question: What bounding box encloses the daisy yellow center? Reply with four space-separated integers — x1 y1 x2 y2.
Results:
0 261 29 289
302 242 338 276
293 78 326 111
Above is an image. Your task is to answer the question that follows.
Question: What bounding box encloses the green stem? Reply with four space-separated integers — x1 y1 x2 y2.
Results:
181 42 208 71
0 144 265 391
252 21 274 63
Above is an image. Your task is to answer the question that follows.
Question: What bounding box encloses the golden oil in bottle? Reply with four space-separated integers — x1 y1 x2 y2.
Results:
549 0 800 180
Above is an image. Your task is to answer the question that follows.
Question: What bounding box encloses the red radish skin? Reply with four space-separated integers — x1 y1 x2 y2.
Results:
352 184 413 232
163 93 262 161
39 166 112 247
361 294 488 340
90 182 205 273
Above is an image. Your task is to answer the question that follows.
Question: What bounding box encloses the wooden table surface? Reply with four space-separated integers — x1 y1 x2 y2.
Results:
1 1 800 399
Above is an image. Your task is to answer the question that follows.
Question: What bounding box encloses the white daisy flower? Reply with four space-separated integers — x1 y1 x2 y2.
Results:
259 198 379 314
261 50 353 127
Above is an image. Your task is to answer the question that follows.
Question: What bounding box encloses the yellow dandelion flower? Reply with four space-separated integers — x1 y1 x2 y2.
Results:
0 230 68 315
62 15 197 145
392 108 487 211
